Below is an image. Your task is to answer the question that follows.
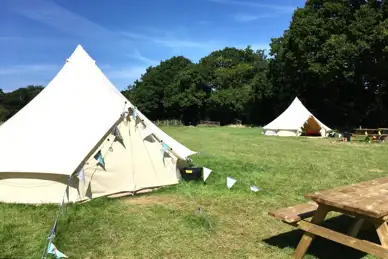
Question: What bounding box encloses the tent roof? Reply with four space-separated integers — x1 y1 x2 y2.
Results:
0 44 196 176
263 97 331 131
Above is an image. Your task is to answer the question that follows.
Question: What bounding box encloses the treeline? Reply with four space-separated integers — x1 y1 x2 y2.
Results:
122 47 272 125
0 86 43 122
1 1 388 129
124 0 388 128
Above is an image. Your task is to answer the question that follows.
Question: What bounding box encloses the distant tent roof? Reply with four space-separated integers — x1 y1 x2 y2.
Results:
0 44 196 176
263 97 331 132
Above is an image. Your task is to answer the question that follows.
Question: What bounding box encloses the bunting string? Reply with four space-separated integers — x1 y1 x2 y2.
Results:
182 182 213 229
191 157 262 192
41 176 71 259
134 122 162 188
41 102 130 258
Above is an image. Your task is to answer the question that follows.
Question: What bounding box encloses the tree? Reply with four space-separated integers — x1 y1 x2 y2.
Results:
164 64 210 125
0 88 6 122
2 85 43 120
269 0 388 129
199 46 271 125
0 88 4 102
130 56 193 120
121 84 135 104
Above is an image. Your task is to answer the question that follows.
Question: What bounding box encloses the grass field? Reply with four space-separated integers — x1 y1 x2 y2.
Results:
1 127 388 259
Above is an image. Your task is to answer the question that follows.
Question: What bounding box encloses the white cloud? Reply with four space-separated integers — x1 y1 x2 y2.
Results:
7 0 220 53
127 50 159 66
232 13 277 22
104 65 149 89
0 65 58 91
7 0 118 41
0 36 23 41
6 0 221 64
122 31 220 50
105 65 148 81
0 64 58 76
232 14 259 22
5 0 136 55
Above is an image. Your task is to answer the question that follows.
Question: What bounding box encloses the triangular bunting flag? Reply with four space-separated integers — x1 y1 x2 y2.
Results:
66 177 71 202
203 167 212 182
250 185 261 192
141 127 152 140
226 176 237 189
47 242 67 258
47 217 58 240
94 150 105 167
76 168 85 184
112 126 123 140
161 142 169 155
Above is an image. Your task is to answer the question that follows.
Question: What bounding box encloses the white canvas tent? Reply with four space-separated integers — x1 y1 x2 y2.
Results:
0 45 197 204
262 97 331 137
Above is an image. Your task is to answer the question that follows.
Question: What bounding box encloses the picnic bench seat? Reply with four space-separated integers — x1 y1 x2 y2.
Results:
268 177 388 259
268 202 318 225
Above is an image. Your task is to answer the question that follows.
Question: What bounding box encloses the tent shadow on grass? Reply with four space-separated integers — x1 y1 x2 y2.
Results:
263 215 380 259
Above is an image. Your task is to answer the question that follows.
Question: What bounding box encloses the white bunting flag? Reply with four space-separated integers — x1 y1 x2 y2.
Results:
226 176 237 189
203 167 212 182
142 127 152 140
77 168 85 184
250 185 261 192
47 242 67 258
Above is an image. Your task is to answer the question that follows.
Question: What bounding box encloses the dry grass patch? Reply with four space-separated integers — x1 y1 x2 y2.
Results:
368 168 385 173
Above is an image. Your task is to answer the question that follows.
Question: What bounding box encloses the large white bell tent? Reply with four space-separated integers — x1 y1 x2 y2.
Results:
262 97 331 137
0 45 197 204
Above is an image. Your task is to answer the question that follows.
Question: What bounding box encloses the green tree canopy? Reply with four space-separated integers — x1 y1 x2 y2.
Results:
269 0 388 128
1 85 43 121
4 1 388 130
130 56 193 120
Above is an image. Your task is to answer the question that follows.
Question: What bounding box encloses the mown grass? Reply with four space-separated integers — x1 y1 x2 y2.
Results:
1 126 388 258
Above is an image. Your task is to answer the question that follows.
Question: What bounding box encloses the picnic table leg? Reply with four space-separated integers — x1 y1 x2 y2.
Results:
375 220 388 248
347 218 364 237
294 205 329 259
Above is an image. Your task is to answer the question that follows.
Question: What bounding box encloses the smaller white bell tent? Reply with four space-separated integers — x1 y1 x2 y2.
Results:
0 45 197 204
262 97 331 137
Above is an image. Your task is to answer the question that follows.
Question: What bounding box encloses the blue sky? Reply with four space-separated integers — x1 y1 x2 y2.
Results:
0 0 305 92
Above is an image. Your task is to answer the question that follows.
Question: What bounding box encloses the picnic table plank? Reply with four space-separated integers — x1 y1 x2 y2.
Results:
268 202 318 223
294 205 329 259
306 177 388 218
298 220 388 259
375 221 388 248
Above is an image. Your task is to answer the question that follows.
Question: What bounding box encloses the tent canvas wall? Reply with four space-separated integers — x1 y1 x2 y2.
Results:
262 97 331 137
0 45 196 204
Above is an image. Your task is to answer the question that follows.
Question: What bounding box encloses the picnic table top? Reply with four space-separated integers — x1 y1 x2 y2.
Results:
305 176 388 219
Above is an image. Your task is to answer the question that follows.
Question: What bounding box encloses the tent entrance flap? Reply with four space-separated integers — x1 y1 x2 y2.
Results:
301 116 322 136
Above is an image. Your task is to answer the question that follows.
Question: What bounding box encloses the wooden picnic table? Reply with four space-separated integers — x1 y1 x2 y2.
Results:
294 176 388 258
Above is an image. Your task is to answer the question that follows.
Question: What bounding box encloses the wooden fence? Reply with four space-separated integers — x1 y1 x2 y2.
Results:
198 120 221 127
153 120 183 126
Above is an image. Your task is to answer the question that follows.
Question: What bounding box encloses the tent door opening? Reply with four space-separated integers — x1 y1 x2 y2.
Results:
301 116 322 136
